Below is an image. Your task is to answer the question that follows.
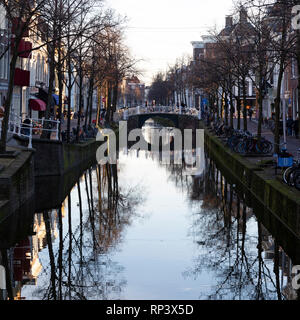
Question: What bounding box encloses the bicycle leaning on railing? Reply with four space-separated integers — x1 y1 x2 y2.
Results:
283 149 300 191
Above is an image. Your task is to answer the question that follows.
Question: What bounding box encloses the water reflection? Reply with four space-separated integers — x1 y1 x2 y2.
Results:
0 121 299 300
180 159 299 300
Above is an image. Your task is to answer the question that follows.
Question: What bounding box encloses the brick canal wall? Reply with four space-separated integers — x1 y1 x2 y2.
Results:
205 129 300 262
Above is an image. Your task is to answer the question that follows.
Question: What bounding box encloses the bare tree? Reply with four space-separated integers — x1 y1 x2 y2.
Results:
0 0 48 153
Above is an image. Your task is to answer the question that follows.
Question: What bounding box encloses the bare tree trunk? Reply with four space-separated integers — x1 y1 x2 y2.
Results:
77 64 84 142
88 75 95 125
257 89 264 139
41 43 56 139
67 56 72 143
229 89 234 128
242 77 248 132
105 81 112 123
237 83 241 130
43 211 57 300
274 61 285 153
111 80 118 123
274 240 282 300
57 43 63 140
224 91 229 126
0 53 18 153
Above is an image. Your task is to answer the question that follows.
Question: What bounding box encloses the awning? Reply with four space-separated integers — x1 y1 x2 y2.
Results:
29 98 46 111
14 68 30 87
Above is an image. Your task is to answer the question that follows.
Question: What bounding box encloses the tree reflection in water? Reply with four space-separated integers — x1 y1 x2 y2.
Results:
28 163 144 300
1 140 299 300
162 155 298 300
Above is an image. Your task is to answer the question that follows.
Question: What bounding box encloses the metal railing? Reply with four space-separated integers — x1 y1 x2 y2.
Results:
118 106 202 120
0 113 60 149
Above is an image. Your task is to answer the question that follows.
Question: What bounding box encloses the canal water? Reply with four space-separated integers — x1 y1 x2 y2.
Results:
0 121 299 300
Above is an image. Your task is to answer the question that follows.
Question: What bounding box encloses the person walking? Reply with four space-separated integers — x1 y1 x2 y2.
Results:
287 117 294 136
248 108 253 121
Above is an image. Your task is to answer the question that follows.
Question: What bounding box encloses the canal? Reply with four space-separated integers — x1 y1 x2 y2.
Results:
0 120 299 300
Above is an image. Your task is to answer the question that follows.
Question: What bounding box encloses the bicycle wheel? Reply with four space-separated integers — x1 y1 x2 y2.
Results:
267 141 273 154
237 141 246 154
259 141 270 154
293 170 300 191
283 166 295 186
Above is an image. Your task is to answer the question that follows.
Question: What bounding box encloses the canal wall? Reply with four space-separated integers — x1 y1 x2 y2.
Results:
33 138 101 177
34 156 96 211
15 136 101 177
0 137 101 223
204 129 300 261
0 149 35 224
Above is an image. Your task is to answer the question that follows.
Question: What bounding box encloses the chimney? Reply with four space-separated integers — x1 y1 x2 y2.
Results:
225 15 233 28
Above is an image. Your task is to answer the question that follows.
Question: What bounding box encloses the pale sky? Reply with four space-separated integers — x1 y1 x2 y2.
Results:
105 0 235 85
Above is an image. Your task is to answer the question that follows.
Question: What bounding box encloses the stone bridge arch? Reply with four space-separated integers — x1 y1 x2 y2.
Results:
127 113 202 132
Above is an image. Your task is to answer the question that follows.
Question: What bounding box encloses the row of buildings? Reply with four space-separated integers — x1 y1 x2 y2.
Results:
118 76 146 108
191 6 299 122
0 4 146 123
0 3 95 121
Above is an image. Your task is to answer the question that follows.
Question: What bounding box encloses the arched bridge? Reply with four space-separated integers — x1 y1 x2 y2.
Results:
118 106 203 132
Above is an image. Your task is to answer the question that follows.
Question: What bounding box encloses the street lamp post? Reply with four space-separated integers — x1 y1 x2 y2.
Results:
283 92 289 151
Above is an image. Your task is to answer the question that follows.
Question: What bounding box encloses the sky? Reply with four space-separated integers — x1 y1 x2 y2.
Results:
105 0 235 86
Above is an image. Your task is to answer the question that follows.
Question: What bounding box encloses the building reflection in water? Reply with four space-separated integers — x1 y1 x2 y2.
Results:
0 121 299 300
0 164 144 300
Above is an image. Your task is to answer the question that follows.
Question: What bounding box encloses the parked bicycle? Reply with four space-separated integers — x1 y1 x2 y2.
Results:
283 149 300 191
226 129 273 155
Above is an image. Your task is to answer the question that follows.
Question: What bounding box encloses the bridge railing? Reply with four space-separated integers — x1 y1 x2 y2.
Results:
0 113 60 149
118 106 202 120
